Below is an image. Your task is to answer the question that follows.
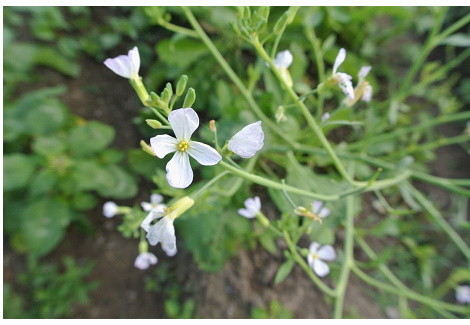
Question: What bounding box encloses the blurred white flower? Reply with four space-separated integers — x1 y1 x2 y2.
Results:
238 196 261 219
311 201 330 219
308 242 336 277
134 252 158 270
321 112 331 122
104 46 140 80
456 285 470 304
273 50 293 69
150 108 222 189
228 121 264 158
146 214 178 256
141 194 166 213
103 201 118 218
331 48 354 100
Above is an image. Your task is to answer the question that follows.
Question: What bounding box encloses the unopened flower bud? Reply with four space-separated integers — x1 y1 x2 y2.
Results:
209 120 217 132
168 196 195 220
273 12 289 35
183 88 196 108
140 140 156 156
161 87 171 103
146 119 163 129
176 75 188 96
275 106 287 123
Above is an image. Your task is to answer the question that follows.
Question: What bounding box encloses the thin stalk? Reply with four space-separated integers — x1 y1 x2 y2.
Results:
352 265 469 314
402 181 470 261
190 171 230 200
181 7 299 148
333 194 355 318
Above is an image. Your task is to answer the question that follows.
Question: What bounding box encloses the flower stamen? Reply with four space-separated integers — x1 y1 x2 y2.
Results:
177 140 190 152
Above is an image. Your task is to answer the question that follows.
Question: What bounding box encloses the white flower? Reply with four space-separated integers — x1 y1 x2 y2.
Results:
331 48 354 100
238 196 261 219
141 194 166 213
456 285 470 304
321 112 331 122
104 46 140 80
228 121 264 158
147 214 178 256
308 242 336 277
273 50 293 69
150 108 222 189
103 201 118 218
358 66 373 103
134 252 158 270
311 201 330 219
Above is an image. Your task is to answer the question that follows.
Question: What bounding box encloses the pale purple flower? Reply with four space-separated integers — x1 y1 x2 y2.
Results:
308 242 336 277
456 285 470 304
104 46 140 80
312 201 330 219
238 196 261 219
103 201 118 218
331 48 354 100
150 108 222 189
134 252 158 270
228 121 264 158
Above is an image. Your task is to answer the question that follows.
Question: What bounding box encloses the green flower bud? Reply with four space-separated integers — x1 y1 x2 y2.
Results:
161 87 171 103
258 6 270 21
176 75 188 96
183 88 196 108
165 82 173 97
146 119 163 129
273 12 288 35
168 196 194 220
140 140 156 156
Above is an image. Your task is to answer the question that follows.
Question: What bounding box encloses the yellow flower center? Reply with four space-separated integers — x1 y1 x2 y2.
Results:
311 253 319 260
177 140 189 152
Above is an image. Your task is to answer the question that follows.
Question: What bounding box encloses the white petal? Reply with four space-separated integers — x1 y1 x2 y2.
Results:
313 259 330 277
244 196 261 214
456 285 470 304
358 66 371 80
141 210 165 232
321 112 330 122
337 73 355 99
319 207 331 218
186 141 222 166
134 252 158 270
166 151 193 188
317 245 336 261
274 50 293 69
103 201 118 218
141 202 153 212
228 121 264 158
150 194 163 205
162 242 177 257
168 108 199 141
309 242 320 254
238 208 256 218
150 134 178 158
104 56 133 78
147 215 176 247
361 85 373 102
333 48 346 75
128 46 140 78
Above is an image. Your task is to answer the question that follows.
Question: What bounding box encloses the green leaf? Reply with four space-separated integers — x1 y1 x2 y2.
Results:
156 38 209 70
25 99 69 136
34 47 80 77
32 136 67 156
274 259 295 285
4 154 37 191
21 198 74 257
28 168 59 198
72 192 98 211
68 121 115 157
96 165 138 199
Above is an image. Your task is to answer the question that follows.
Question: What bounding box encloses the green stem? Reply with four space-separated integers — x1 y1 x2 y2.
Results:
402 181 470 261
252 39 363 187
333 194 355 318
283 230 337 297
347 110 470 151
181 7 299 148
190 171 230 200
352 265 468 314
